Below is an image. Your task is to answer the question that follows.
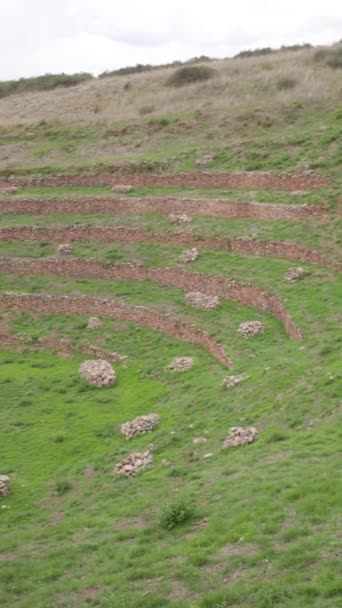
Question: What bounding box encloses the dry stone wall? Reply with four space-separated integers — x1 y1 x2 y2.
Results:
0 293 233 369
0 170 328 190
0 226 339 270
0 257 302 339
0 196 329 222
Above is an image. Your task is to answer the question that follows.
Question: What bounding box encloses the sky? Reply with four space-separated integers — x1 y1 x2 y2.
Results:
1 0 341 80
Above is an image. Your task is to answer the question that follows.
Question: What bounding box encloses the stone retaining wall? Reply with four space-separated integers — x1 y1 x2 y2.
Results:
0 197 328 222
0 171 327 190
0 257 302 339
0 226 339 270
0 293 233 369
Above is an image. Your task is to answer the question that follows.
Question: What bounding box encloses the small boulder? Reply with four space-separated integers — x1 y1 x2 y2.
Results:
285 267 305 282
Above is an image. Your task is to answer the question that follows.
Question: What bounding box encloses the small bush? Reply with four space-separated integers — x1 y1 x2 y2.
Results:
55 480 72 495
160 497 195 529
313 45 342 69
139 104 155 115
165 65 216 87
277 77 297 90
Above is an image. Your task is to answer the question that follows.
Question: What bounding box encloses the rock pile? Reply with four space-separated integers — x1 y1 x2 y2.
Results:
223 427 258 448
112 185 133 193
0 475 10 497
168 213 192 225
185 292 220 310
121 414 160 439
167 356 194 372
238 321 264 338
87 316 103 329
58 243 73 255
285 267 305 282
196 155 213 167
79 359 116 387
113 451 153 477
223 374 245 389
180 248 199 263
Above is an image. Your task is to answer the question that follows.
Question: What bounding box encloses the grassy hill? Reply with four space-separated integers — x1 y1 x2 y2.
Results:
0 42 341 608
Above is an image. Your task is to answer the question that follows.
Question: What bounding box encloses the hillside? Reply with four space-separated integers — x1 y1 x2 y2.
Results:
0 43 341 608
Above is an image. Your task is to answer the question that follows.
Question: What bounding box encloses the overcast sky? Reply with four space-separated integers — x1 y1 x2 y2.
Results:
1 0 341 80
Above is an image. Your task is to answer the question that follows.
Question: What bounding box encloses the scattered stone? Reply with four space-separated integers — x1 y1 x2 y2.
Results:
113 451 153 477
238 321 264 338
79 359 116 387
285 267 305 282
180 248 199 263
58 243 73 255
196 155 213 167
87 317 103 330
121 414 160 439
112 185 133 193
167 356 194 372
192 435 207 444
223 374 245 389
168 213 192 225
203 453 213 459
291 191 309 198
185 292 220 310
0 186 18 194
223 427 258 448
0 475 10 497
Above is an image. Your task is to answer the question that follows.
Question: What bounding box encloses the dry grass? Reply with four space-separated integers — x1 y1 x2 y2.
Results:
0 47 340 126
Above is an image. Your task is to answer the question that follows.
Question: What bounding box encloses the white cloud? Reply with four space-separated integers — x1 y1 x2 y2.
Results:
0 0 341 79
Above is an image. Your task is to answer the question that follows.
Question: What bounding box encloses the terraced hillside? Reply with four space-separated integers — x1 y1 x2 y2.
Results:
0 45 341 608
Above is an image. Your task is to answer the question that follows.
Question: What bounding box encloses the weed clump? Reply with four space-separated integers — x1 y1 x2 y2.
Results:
55 480 72 495
160 497 195 529
165 65 216 87
277 77 297 90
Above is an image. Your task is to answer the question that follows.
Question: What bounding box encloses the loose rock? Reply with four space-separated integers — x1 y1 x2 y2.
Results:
223 374 245 389
112 185 133 193
168 213 192 225
113 451 153 477
196 155 213 167
180 248 199 263
87 317 103 330
167 356 194 372
0 475 10 497
121 414 160 439
185 292 220 310
58 243 73 255
79 359 116 387
285 267 305 282
223 427 258 448
238 321 264 338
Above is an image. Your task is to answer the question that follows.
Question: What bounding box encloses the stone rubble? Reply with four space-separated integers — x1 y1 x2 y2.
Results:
223 374 245 389
168 213 192 225
57 243 73 255
180 248 199 263
185 292 220 310
167 356 194 372
238 321 264 338
113 450 153 477
79 359 116 387
87 316 103 329
223 427 258 448
196 155 213 167
112 185 133 193
121 414 160 439
285 267 305 282
0 475 10 497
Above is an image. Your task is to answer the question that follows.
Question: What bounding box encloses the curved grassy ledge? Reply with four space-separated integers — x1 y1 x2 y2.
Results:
0 257 302 339
0 225 339 270
0 196 328 221
0 292 233 369
0 170 328 190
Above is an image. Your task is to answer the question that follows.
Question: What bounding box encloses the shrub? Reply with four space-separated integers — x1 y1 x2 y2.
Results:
165 65 216 87
160 497 195 529
313 45 342 69
277 77 297 90
139 104 155 115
